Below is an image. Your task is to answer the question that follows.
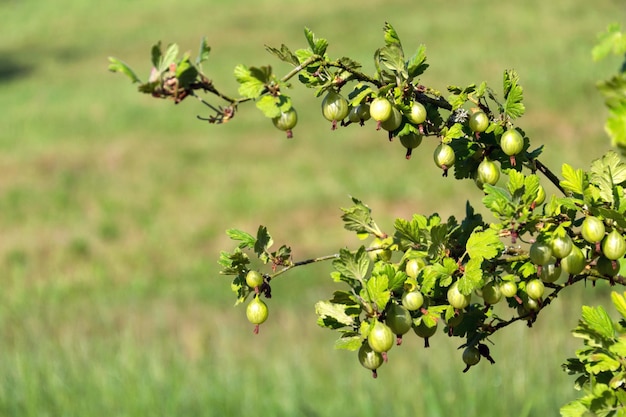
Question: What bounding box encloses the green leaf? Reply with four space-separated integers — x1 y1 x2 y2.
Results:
255 94 291 118
340 197 381 236
590 151 626 205
458 258 484 295
382 22 402 47
226 228 256 249
265 44 299 66
442 123 466 142
597 73 626 109
377 44 406 76
334 334 362 351
581 305 616 341
196 37 211 66
233 65 271 99
254 225 273 262
560 163 587 196
373 263 406 292
406 44 428 79
482 185 514 219
606 103 626 153
304 27 328 56
593 24 626 61
151 42 162 68
503 69 525 119
588 352 621 374
107 57 141 83
315 301 355 328
560 400 588 417
366 274 391 312
333 247 370 283
159 43 179 72
612 292 626 321
609 337 626 357
175 54 199 89
394 217 422 246
466 227 504 260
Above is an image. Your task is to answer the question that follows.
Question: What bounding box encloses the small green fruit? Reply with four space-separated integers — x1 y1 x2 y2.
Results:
246 296 269 325
245 270 264 288
469 111 489 133
368 320 394 353
602 229 626 260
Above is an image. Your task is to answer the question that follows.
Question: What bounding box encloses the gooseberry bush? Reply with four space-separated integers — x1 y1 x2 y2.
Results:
110 23 626 415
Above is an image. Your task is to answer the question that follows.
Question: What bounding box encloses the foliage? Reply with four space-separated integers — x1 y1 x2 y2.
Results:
110 22 626 414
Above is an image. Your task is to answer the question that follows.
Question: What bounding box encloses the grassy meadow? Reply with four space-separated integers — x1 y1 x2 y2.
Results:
0 0 625 415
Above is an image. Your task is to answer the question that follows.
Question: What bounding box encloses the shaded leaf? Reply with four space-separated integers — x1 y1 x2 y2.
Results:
458 258 483 295
407 44 428 79
503 69 525 119
265 44 299 66
315 301 355 327
196 37 211 66
341 197 380 236
333 247 370 282
334 334 362 351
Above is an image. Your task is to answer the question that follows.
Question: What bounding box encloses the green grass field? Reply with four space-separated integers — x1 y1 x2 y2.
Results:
1 0 625 415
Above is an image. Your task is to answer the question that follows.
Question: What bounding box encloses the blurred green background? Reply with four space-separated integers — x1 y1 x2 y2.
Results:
1 0 625 416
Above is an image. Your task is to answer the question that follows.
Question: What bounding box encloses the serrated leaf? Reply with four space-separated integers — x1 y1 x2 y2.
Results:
503 69 525 119
315 301 355 327
505 169 526 198
482 185 514 218
590 151 626 205
303 27 328 56
234 65 269 99
377 44 406 76
333 247 370 283
255 94 291 118
340 197 380 236
588 353 621 374
265 43 299 66
394 217 421 245
442 123 466 141
458 258 483 295
382 22 402 47
366 275 390 312
466 228 504 260
226 228 256 249
254 226 273 260
107 57 141 83
428 258 458 289
581 305 616 341
561 163 587 196
196 37 211 66
407 44 428 79
334 334 362 351
373 263 405 291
